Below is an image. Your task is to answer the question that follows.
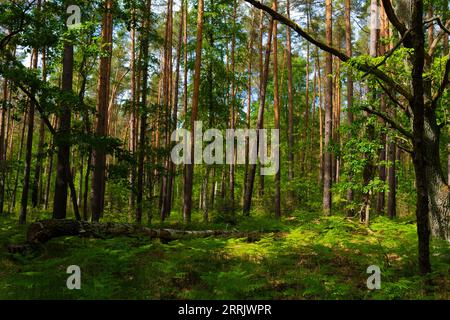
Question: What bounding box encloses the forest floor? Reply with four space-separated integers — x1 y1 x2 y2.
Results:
0 210 449 299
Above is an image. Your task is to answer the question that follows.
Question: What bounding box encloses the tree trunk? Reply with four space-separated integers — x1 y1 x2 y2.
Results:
410 0 431 274
31 47 47 209
19 49 38 224
323 0 333 216
359 0 379 226
242 6 274 216
273 0 281 219
43 117 56 210
387 138 396 218
229 0 237 215
53 13 74 219
160 0 174 221
165 0 184 219
0 79 8 215
244 11 255 204
10 110 27 214
91 0 113 222
8 220 264 252
301 2 311 173
316 49 324 184
423 110 450 241
286 0 294 203
136 0 152 224
183 0 204 224
129 7 137 222
344 0 354 214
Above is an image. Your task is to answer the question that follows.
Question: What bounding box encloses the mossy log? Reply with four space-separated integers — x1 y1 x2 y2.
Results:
7 219 263 253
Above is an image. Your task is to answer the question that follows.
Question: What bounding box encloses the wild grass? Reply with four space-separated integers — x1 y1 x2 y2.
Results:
0 210 448 299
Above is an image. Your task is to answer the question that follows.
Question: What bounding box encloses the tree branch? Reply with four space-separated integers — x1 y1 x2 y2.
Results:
424 17 450 35
15 83 56 136
427 19 450 57
431 53 450 110
381 0 408 36
361 106 412 140
395 138 413 154
375 78 411 118
362 29 411 78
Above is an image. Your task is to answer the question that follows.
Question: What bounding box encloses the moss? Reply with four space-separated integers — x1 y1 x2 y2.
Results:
0 211 448 299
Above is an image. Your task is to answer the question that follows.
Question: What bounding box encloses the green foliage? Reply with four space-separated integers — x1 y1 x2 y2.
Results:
0 211 448 299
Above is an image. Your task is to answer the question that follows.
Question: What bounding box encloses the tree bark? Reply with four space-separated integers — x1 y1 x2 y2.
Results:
91 0 113 222
183 0 204 224
387 138 396 218
273 0 281 219
0 78 8 215
31 46 47 209
286 0 294 203
229 0 237 215
160 0 174 221
7 220 265 252
128 6 137 222
19 49 38 224
242 6 274 216
409 0 431 274
136 0 152 224
344 0 354 215
53 4 74 219
323 0 333 216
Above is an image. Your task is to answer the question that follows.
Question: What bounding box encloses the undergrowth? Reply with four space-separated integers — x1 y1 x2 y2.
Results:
0 210 448 299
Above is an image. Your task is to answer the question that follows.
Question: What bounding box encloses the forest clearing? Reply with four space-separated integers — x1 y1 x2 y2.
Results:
0 0 449 300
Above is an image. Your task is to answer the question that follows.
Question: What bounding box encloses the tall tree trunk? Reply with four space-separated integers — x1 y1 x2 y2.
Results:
183 0 188 119
323 0 333 216
91 0 113 222
333 53 341 184
423 111 450 241
10 110 27 214
43 116 56 211
409 0 431 274
53 1 74 219
376 7 389 215
258 9 266 199
301 2 311 173
31 48 47 208
128 6 137 222
183 0 204 224
344 0 354 214
316 49 324 184
387 137 396 218
244 10 255 204
359 0 379 226
19 49 38 224
160 0 174 221
273 0 281 219
166 0 184 219
242 5 274 216
286 0 294 203
136 0 152 224
0 79 8 215
229 0 237 215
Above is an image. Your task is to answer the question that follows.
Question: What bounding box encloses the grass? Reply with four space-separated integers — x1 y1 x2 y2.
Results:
0 210 448 299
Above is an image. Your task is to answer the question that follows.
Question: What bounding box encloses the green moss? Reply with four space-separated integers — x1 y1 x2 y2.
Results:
0 211 448 299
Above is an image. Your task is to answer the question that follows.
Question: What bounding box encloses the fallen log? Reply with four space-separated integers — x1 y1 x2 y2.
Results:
7 219 264 254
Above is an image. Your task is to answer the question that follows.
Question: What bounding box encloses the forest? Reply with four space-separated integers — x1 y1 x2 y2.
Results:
0 0 449 300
